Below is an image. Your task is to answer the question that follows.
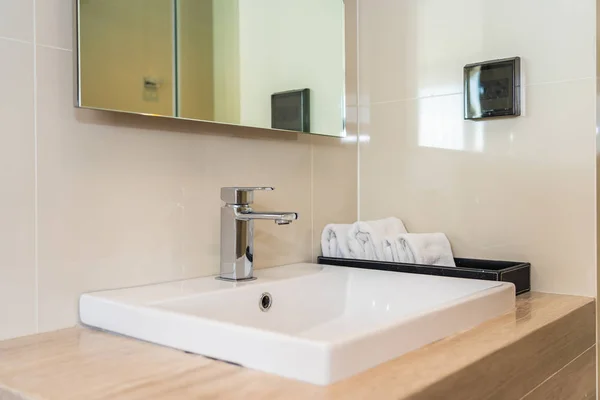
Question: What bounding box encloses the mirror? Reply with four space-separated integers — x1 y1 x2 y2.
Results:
75 0 346 137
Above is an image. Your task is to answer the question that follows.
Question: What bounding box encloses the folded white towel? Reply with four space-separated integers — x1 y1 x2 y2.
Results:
347 217 408 261
382 236 397 262
389 233 455 267
321 224 352 258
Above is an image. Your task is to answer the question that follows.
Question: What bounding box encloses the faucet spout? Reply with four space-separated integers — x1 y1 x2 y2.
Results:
235 209 299 223
219 187 299 281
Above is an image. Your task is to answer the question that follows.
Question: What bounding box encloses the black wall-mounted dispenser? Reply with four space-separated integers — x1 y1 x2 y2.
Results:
271 89 310 133
464 57 521 120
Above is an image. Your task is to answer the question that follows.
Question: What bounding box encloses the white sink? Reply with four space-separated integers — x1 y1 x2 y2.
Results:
79 263 515 385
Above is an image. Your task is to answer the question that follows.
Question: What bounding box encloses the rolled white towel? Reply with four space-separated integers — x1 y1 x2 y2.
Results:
390 233 455 267
321 224 352 258
347 217 407 261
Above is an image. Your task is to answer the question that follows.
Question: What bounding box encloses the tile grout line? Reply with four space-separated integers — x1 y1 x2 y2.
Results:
596 24 599 400
33 0 39 333
370 91 463 106
36 43 72 52
0 36 32 45
309 138 315 261
524 75 594 87
367 76 595 107
355 0 361 222
518 343 595 400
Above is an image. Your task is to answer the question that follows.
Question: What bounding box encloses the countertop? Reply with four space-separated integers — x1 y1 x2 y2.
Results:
0 292 595 400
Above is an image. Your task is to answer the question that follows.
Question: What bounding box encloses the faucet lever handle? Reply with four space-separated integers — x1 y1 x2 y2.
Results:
221 187 274 205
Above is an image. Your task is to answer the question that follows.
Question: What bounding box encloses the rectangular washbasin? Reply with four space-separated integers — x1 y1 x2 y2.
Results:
79 263 515 385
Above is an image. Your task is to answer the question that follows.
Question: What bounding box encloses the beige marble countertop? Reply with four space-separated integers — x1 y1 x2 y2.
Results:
0 292 594 400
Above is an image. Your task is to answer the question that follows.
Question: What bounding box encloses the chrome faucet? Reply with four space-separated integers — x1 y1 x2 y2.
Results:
219 187 298 281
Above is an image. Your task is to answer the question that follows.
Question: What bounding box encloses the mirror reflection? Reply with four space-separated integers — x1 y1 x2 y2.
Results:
76 0 346 136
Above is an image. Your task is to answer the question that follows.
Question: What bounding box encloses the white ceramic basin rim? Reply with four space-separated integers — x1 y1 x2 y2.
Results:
79 263 515 385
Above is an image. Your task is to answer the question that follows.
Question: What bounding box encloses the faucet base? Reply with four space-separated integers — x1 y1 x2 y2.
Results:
215 276 258 282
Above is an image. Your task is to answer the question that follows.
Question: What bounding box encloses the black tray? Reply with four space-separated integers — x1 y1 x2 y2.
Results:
317 256 531 295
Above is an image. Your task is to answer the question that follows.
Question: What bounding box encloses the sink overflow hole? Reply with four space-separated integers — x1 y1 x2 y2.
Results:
259 292 272 312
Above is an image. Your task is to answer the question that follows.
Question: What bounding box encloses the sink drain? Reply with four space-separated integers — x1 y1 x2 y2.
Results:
259 292 272 312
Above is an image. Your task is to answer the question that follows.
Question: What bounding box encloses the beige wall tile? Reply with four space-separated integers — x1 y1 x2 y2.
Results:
360 79 596 296
35 0 73 50
0 0 33 42
311 135 358 257
0 39 36 340
358 0 596 297
359 0 596 104
309 0 359 257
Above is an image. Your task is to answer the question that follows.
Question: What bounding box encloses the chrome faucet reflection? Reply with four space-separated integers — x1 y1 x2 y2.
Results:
219 187 298 281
